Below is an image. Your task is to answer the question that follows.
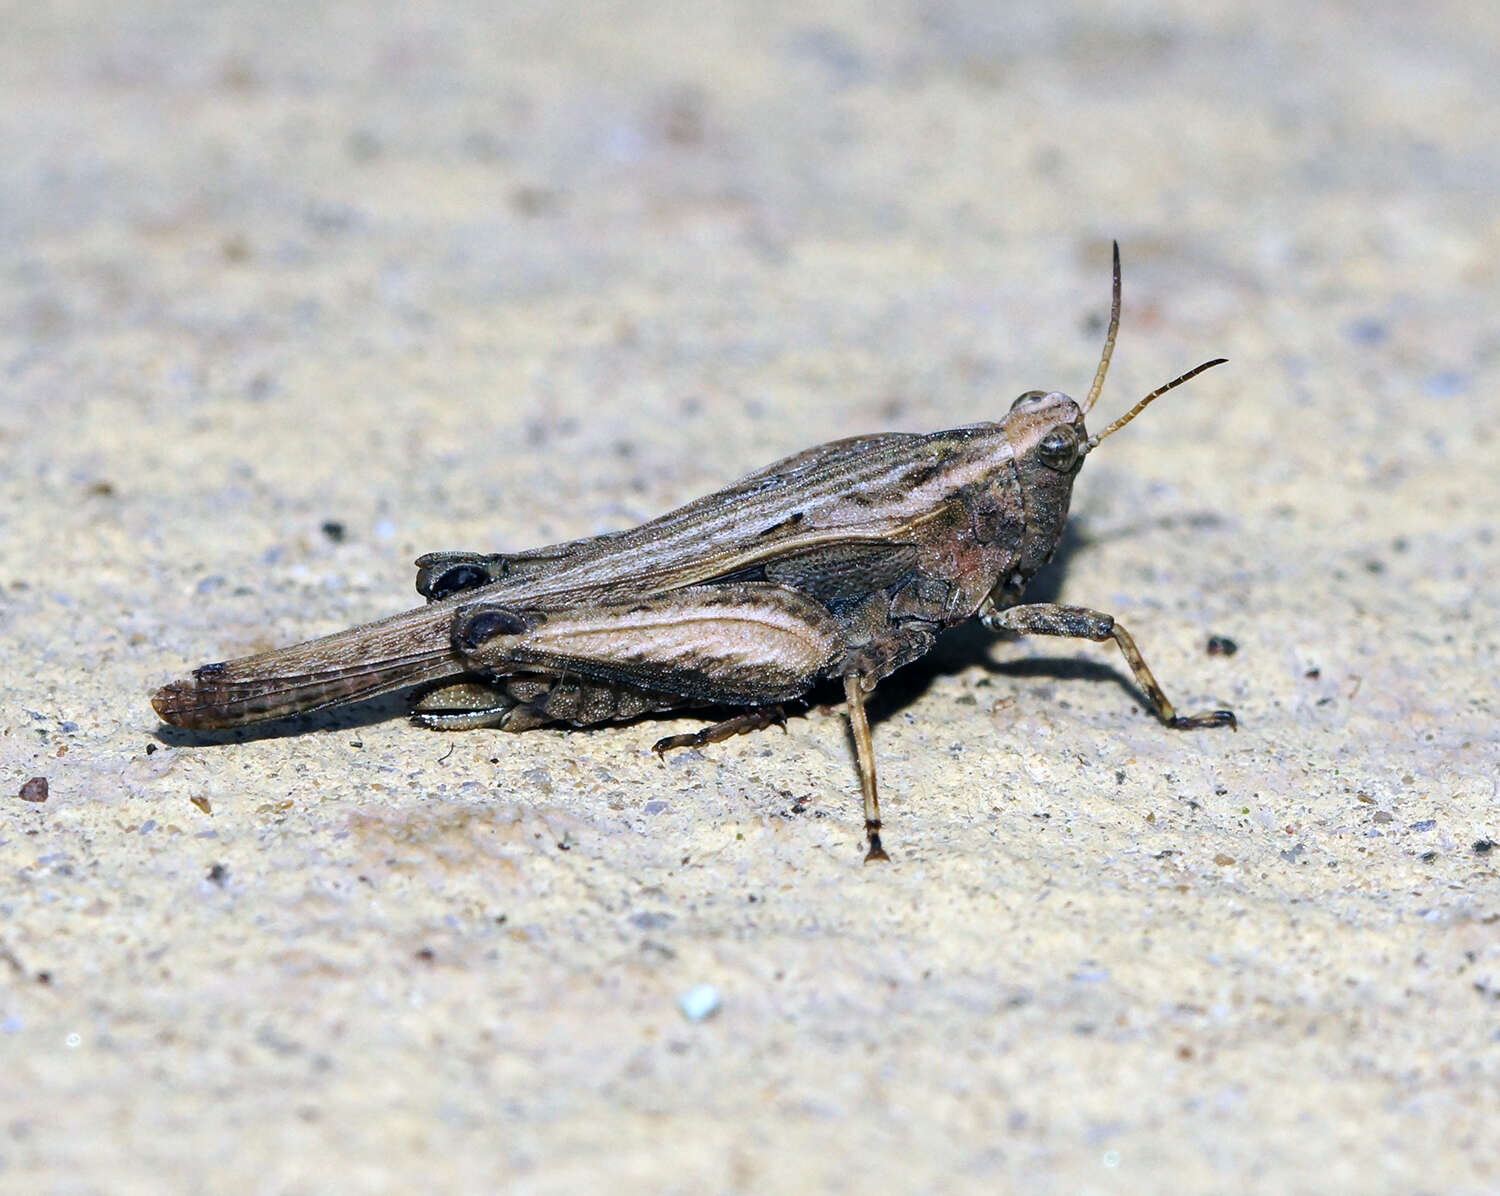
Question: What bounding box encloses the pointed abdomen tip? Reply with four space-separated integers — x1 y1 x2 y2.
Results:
152 679 206 729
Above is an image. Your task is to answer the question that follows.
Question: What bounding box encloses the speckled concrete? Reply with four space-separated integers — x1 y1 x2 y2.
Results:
3 2 1498 1192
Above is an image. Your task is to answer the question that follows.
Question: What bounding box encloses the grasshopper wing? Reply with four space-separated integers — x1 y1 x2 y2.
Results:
152 601 460 730
416 429 963 608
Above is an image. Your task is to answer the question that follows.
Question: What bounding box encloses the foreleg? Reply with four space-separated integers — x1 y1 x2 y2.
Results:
980 602 1235 729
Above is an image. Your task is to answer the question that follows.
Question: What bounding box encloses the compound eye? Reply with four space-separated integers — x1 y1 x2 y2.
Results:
1011 390 1048 411
1038 426 1079 472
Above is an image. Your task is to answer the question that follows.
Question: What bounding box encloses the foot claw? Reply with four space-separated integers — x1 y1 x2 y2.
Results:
652 733 696 758
1169 709 1237 731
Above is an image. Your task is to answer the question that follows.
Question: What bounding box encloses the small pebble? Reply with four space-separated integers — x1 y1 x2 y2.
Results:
677 983 722 1021
19 777 48 803
1206 635 1238 656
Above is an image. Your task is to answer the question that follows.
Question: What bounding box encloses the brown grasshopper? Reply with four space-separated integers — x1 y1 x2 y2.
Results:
153 244 1234 861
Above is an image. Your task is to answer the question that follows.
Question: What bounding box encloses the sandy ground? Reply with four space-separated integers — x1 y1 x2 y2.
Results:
3 2 1498 1192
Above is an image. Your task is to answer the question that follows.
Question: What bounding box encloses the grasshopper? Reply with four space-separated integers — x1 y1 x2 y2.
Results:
153 244 1234 860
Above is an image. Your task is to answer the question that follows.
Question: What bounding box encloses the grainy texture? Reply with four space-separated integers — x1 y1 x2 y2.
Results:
2 2 1498 1193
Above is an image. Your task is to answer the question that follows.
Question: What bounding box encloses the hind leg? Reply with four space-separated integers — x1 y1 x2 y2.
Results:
412 674 690 732
410 679 551 730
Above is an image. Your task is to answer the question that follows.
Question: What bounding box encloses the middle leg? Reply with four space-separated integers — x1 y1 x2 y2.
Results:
652 706 787 756
844 674 889 863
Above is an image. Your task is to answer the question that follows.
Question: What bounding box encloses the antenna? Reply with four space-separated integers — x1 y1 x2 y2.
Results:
1082 241 1122 415
1084 358 1228 452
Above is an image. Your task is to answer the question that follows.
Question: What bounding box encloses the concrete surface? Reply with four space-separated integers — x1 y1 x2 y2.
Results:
3 2 1497 1192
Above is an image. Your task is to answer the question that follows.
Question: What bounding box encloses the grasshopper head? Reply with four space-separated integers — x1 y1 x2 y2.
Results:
1000 389 1090 580
997 244 1227 579
1006 389 1087 478
1007 242 1226 481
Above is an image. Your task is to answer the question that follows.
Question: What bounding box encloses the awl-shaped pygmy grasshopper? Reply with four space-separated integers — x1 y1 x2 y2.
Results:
154 243 1235 861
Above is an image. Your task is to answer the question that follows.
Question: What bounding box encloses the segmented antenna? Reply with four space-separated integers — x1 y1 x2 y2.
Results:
1084 358 1228 452
1082 241 1122 415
